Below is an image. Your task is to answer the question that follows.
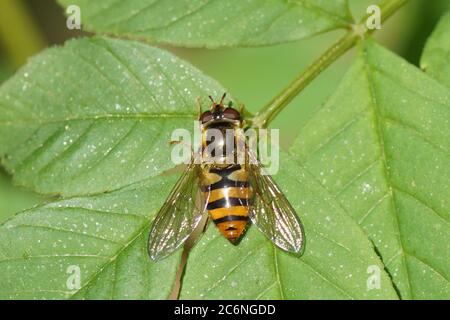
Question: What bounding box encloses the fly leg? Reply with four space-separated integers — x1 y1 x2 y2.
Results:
168 140 196 165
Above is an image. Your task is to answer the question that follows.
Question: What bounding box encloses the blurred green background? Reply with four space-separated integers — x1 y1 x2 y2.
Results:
0 0 449 221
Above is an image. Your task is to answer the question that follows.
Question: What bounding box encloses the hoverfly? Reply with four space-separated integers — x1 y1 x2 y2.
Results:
147 93 304 261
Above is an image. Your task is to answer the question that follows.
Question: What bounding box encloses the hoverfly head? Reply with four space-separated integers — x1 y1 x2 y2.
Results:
199 93 240 125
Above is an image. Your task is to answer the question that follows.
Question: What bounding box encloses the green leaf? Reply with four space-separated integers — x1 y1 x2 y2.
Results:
0 59 13 84
180 151 398 300
0 170 41 223
0 174 180 299
290 40 450 299
57 0 352 48
0 36 227 197
421 11 450 87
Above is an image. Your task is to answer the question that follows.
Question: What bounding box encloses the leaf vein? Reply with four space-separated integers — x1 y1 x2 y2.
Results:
8 224 123 246
363 52 412 298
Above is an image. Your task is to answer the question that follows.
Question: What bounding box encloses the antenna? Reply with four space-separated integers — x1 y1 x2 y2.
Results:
208 95 215 103
219 92 227 104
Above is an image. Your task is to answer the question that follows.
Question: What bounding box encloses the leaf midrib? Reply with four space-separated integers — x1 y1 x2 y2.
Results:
362 48 413 299
0 113 195 126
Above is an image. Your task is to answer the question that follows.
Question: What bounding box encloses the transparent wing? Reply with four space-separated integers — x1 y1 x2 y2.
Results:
147 163 207 261
248 152 304 254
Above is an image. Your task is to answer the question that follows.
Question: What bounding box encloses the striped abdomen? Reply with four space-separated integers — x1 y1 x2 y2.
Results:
201 164 250 243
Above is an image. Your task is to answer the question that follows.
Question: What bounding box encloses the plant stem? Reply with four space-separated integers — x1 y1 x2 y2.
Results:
251 0 409 129
251 31 357 128
368 0 410 29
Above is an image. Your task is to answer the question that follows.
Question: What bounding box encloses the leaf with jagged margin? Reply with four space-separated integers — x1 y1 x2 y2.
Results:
0 36 227 197
0 174 180 299
180 151 399 300
421 11 450 87
57 0 353 48
290 39 450 299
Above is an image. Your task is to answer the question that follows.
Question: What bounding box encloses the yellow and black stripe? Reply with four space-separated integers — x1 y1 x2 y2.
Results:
201 165 250 243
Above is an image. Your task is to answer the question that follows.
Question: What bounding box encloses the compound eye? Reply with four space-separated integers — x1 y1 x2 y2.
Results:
200 111 213 123
223 107 240 120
